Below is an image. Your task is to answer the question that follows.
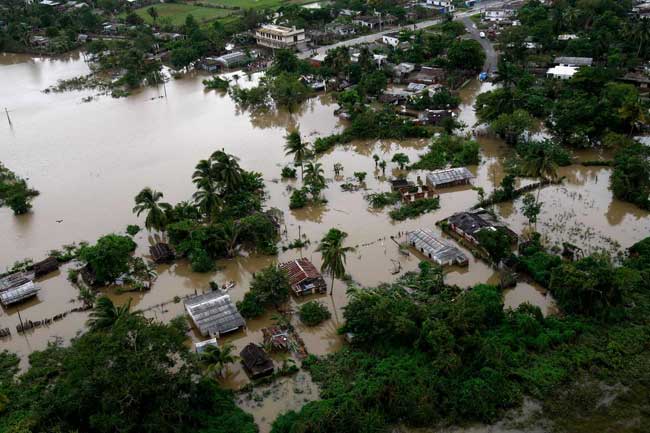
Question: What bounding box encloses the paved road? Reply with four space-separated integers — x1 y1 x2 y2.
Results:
297 0 507 60
460 17 498 72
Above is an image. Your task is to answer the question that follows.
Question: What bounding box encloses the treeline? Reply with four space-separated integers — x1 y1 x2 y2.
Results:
273 237 650 431
0 306 256 433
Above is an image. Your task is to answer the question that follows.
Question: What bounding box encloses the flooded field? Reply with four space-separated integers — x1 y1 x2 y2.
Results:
1 52 649 431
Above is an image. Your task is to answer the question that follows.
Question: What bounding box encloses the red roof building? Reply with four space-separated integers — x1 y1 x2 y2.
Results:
279 258 327 296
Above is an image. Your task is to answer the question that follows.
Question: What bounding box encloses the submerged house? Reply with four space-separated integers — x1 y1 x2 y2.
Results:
240 343 274 379
279 258 327 296
184 291 246 337
407 229 468 266
426 167 474 189
0 272 31 292
150 243 175 263
0 281 40 307
444 208 518 245
32 256 60 277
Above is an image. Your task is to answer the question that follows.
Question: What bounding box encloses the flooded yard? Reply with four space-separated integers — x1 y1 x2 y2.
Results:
1 51 649 432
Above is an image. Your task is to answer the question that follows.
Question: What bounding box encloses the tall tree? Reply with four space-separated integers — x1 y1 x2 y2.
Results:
211 150 243 193
317 228 355 295
200 343 237 378
284 130 310 179
87 297 134 331
133 187 171 232
304 161 326 200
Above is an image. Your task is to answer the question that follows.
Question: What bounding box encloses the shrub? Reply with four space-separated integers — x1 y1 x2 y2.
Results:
281 166 297 179
126 224 140 236
298 301 331 326
289 188 308 209
389 197 440 221
77 234 137 285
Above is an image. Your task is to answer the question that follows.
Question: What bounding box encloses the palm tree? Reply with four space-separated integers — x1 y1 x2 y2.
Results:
133 187 171 232
391 153 410 170
284 130 310 179
211 150 243 193
87 297 133 331
372 154 380 167
631 18 650 58
520 140 559 206
379 160 387 176
317 228 355 296
200 343 238 378
304 161 326 200
192 159 214 185
193 178 221 219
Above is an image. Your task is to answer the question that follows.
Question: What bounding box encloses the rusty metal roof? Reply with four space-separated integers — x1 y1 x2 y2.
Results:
279 258 322 286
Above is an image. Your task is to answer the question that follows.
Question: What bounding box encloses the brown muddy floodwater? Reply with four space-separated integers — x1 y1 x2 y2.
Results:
1 52 649 431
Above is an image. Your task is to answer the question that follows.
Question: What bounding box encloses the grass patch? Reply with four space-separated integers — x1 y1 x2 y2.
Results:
133 3 232 25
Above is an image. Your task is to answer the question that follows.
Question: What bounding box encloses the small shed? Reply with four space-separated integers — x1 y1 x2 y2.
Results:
416 109 453 126
0 272 30 292
195 338 219 354
390 178 415 192
407 229 468 266
240 343 274 379
184 292 246 337
279 258 326 296
150 243 175 263
426 167 474 189
33 257 60 277
553 56 593 67
0 281 40 306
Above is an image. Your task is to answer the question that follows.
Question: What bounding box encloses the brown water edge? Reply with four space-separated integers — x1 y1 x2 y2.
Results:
1 53 649 430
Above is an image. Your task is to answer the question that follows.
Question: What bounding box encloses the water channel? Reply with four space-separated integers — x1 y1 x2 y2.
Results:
1 51 649 431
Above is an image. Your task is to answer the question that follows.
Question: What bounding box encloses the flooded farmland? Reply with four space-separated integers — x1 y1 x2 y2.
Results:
1 51 649 432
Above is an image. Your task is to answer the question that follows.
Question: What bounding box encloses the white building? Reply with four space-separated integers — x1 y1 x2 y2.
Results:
483 6 516 22
255 24 306 49
426 0 455 12
382 32 400 47
546 64 578 80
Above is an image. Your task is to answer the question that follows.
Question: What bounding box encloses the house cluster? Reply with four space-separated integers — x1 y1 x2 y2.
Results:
477 1 524 41
184 257 326 380
399 168 520 268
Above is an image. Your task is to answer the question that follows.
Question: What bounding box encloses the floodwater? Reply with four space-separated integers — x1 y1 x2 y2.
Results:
1 52 649 431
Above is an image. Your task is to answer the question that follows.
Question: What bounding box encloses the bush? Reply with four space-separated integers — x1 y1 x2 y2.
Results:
389 197 440 221
365 192 401 208
411 134 480 170
237 265 290 318
126 224 140 236
289 188 308 209
77 234 137 285
281 166 297 179
298 301 331 326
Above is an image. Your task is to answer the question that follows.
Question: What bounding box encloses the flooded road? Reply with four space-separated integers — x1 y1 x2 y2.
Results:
1 52 649 432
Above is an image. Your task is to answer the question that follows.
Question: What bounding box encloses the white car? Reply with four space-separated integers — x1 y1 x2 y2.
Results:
479 31 486 39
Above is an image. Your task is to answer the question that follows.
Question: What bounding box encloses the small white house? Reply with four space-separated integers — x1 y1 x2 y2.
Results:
546 64 578 80
382 32 400 47
426 0 455 13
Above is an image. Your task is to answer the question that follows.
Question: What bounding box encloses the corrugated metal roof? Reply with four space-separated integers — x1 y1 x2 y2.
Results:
554 56 592 66
426 167 474 187
407 229 467 266
0 272 30 292
184 292 245 337
0 281 40 306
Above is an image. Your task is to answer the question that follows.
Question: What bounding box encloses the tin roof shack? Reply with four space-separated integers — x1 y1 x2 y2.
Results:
0 281 40 307
150 243 175 263
619 71 650 90
415 109 453 126
240 343 274 379
279 258 327 296
407 66 446 85
215 51 251 69
0 272 31 292
407 229 468 266
32 256 60 278
390 178 415 192
444 208 518 246
400 184 437 203
426 167 474 189
184 292 246 337
553 56 593 67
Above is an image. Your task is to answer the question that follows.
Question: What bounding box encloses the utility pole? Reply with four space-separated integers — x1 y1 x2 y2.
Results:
16 306 25 333
5 107 12 126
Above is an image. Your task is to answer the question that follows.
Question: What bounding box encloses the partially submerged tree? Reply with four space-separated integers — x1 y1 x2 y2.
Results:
317 228 354 295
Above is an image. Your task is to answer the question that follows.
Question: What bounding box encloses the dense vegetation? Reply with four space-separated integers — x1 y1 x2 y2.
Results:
0 162 39 215
411 134 480 170
273 238 650 431
298 300 332 326
237 264 291 318
0 306 255 433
